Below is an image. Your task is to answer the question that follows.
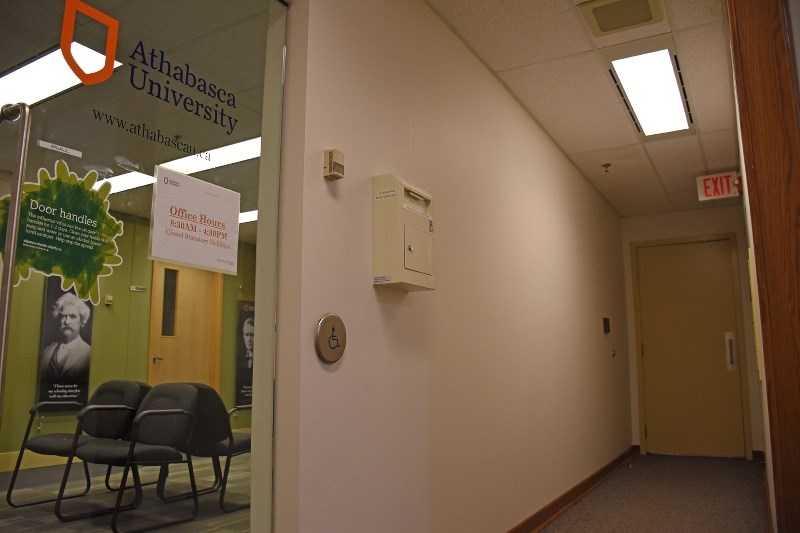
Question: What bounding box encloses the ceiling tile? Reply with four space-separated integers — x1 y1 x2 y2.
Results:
675 21 735 133
664 0 724 31
669 190 703 211
427 0 593 71
669 190 742 211
429 0 738 218
571 144 664 199
645 134 705 192
615 194 674 217
700 129 740 172
501 52 640 154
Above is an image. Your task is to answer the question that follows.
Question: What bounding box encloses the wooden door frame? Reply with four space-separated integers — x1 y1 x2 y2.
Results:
631 234 752 458
727 0 800 528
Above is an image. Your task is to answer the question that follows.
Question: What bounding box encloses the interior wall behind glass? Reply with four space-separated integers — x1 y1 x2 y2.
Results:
0 215 255 455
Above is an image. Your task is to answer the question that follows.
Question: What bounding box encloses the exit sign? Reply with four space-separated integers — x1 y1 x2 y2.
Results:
696 172 740 201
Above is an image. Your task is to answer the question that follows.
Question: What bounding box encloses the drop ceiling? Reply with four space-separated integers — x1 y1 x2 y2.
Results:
426 0 742 216
0 0 741 224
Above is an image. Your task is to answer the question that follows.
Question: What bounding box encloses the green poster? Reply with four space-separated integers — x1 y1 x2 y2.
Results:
0 160 124 304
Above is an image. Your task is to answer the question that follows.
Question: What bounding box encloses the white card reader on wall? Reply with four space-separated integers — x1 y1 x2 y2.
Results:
373 174 434 291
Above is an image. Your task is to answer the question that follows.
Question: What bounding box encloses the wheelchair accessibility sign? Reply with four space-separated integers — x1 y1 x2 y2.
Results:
315 313 346 364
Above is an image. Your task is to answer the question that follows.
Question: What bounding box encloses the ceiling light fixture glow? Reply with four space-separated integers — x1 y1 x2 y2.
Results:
0 43 122 106
95 137 262 195
92 172 156 194
612 49 688 136
239 210 258 224
160 137 262 175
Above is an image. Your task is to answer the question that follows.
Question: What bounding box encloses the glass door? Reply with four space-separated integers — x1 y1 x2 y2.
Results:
0 0 285 529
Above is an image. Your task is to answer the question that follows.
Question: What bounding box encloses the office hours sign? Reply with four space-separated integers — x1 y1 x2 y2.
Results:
150 166 239 274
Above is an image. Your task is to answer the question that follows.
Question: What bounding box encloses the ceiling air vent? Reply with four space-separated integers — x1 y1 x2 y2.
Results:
580 0 663 37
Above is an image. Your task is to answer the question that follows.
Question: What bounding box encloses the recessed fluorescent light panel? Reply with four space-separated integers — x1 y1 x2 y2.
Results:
0 43 122 106
611 49 688 136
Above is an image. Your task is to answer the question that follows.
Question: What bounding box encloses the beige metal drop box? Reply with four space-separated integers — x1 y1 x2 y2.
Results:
373 174 434 291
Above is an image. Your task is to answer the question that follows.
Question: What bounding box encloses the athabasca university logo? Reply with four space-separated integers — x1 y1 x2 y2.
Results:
60 0 119 85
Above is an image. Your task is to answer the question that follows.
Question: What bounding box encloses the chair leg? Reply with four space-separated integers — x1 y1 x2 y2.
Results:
112 459 198 533
6 446 91 508
56 457 142 522
156 457 221 502
219 453 250 512
105 465 119 491
110 463 145 533
106 465 160 491
155 464 168 499
6 414 92 508
211 456 223 490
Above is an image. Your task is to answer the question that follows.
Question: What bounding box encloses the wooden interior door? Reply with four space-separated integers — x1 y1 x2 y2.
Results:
637 239 746 457
148 260 222 388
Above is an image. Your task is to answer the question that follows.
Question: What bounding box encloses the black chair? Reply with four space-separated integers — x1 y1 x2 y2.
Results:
55 382 199 533
157 383 251 512
6 380 150 508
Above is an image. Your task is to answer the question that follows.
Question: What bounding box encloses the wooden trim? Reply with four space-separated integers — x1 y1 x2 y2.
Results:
508 446 639 533
208 271 223 390
630 243 647 453
147 261 223 388
725 236 754 459
727 0 800 529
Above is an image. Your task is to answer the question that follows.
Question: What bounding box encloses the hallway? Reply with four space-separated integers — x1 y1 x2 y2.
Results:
542 455 765 532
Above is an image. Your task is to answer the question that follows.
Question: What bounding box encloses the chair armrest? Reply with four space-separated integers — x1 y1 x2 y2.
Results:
129 409 195 447
224 405 252 442
228 404 252 420
132 408 193 425
76 404 136 420
28 401 84 415
19 401 86 446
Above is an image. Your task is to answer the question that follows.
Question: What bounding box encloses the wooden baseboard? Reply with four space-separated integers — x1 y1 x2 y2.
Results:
508 445 639 533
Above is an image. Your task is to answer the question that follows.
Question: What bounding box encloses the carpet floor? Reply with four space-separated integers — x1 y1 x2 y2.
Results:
542 454 766 533
0 453 766 532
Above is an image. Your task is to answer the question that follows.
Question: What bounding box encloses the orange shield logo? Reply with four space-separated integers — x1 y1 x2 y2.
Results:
60 0 120 85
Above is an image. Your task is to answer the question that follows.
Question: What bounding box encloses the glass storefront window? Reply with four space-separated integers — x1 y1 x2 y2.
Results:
0 1 286 529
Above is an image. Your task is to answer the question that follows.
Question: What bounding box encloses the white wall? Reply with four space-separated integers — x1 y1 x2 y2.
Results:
275 1 630 531
621 205 764 452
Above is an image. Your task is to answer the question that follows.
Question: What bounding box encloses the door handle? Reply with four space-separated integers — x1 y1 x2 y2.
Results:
152 354 164 363
724 332 736 371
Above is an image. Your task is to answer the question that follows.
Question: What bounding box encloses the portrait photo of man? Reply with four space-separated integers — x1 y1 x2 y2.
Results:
38 278 93 402
235 302 255 406
242 316 255 368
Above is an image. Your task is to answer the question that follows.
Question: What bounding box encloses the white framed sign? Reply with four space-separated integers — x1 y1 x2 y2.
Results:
150 166 239 274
